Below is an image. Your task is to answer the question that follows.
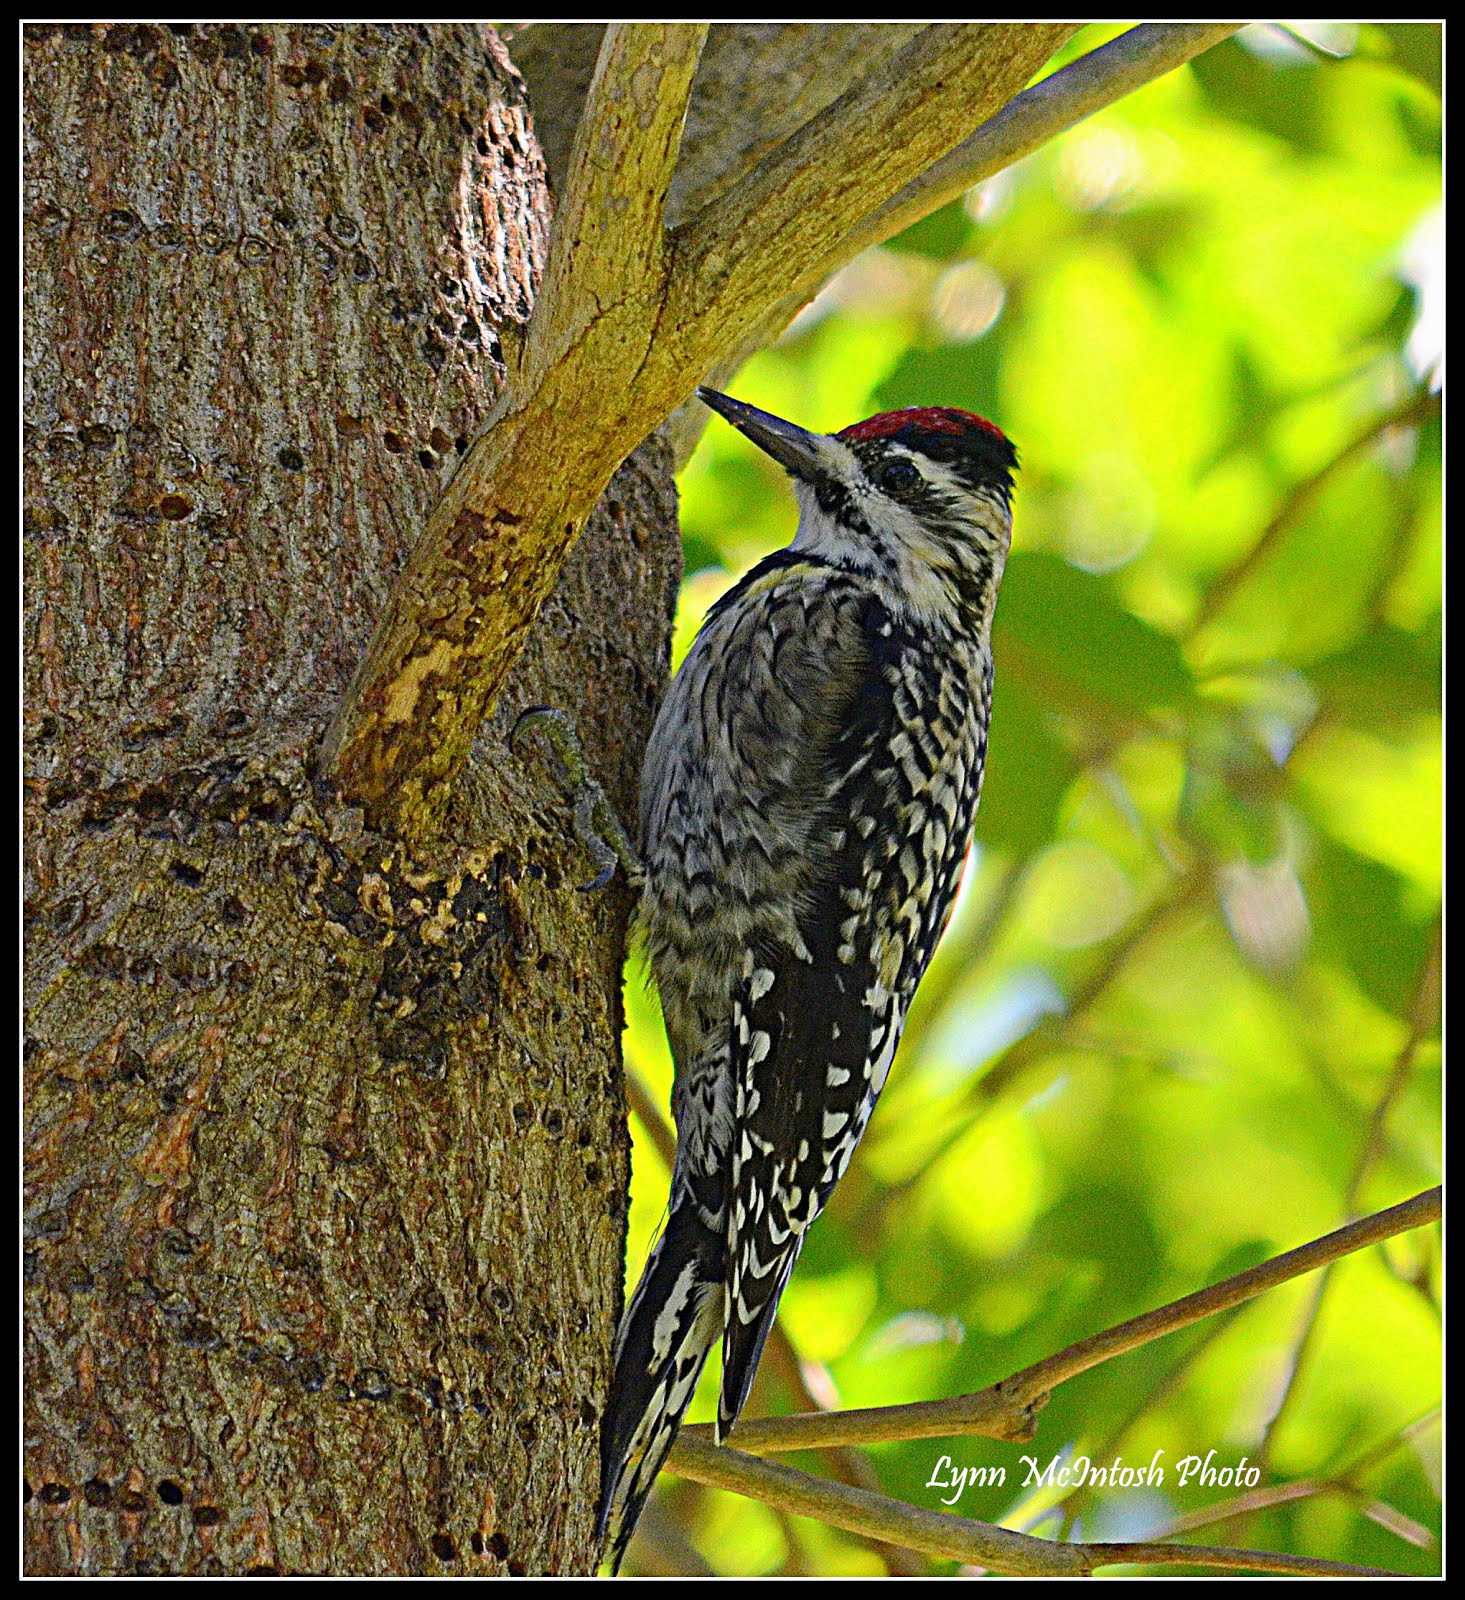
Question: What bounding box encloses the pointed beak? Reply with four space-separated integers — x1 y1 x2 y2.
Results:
696 387 829 482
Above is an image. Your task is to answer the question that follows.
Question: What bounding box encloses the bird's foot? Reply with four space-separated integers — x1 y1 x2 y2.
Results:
511 707 644 893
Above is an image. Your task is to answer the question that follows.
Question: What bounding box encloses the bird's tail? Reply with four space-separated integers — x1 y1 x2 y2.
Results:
719 1232 804 1440
596 1195 724 1574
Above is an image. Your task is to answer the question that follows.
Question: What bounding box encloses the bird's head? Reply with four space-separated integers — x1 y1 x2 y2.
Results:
697 387 1017 627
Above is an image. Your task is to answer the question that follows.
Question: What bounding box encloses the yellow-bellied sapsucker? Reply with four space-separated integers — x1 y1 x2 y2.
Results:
579 388 1018 1569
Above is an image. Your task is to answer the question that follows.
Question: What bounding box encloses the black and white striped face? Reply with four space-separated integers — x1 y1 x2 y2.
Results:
696 389 1018 627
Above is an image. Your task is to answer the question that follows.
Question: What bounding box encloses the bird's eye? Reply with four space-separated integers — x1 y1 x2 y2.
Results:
876 458 920 495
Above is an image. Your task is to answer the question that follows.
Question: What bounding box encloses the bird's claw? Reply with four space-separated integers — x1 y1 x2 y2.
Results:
512 706 644 893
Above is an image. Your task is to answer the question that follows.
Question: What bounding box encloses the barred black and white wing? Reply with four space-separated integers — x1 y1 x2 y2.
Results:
720 951 905 1432
718 597 989 1435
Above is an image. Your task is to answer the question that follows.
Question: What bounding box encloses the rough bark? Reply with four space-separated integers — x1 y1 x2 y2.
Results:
24 21 678 1576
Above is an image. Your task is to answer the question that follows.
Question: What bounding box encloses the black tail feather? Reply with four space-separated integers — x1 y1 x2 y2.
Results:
717 1235 803 1440
597 1198 724 1573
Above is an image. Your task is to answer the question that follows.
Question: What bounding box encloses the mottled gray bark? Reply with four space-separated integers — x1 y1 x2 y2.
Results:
24 21 678 1575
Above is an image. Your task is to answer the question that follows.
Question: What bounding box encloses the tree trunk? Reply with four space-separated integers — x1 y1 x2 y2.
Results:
24 22 679 1575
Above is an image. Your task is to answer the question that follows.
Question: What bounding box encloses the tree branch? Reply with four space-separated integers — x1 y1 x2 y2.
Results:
522 24 707 386
510 25 931 234
663 1191 1437 1571
666 25 1076 378
665 1436 1391 1576
320 24 706 840
681 1186 1441 1453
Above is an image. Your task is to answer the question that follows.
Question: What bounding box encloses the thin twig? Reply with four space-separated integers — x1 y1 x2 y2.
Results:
623 1068 677 1171
1157 1478 1434 1552
681 1187 1441 1453
1074 1538 1389 1577
1157 1477 1332 1538
1150 1408 1440 1549
665 1435 1390 1576
1341 1404 1441 1483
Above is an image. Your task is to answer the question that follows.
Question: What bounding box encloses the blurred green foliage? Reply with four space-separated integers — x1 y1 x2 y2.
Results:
622 24 1440 1576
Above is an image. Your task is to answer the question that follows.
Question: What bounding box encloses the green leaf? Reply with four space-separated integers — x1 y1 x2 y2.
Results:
978 668 1074 853
1308 625 1441 725
1304 832 1436 1018
1366 23 1442 98
996 550 1196 716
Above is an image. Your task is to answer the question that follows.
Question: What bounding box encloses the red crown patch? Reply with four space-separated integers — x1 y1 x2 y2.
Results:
837 407 1007 444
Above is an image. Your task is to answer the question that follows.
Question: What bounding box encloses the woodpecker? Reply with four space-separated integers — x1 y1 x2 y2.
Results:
576 388 1017 1571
